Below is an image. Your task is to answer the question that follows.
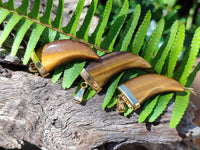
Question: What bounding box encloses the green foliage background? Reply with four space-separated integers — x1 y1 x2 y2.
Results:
0 0 199 128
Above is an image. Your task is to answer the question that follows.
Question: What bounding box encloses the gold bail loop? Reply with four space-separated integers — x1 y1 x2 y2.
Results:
74 82 88 103
29 62 38 73
116 95 126 113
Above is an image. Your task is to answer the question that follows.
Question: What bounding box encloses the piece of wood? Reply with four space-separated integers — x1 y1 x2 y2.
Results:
0 65 200 150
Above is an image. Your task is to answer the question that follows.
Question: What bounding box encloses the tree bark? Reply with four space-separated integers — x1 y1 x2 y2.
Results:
0 64 200 150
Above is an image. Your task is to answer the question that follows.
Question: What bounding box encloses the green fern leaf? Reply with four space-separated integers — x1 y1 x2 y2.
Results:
77 0 98 41
52 66 65 84
62 0 88 89
153 20 179 74
0 8 10 27
100 0 129 51
63 0 85 35
124 106 133 116
3 0 14 10
102 72 124 110
10 19 33 56
119 69 146 85
186 62 200 87
16 0 29 15
167 24 185 77
52 0 64 29
107 93 118 108
89 0 112 46
178 27 200 86
28 0 40 19
40 0 53 25
148 93 173 122
115 4 141 51
138 96 159 123
83 87 96 101
11 0 42 56
143 19 165 62
170 91 190 128
131 10 151 55
23 24 46 65
0 13 22 46
62 61 86 89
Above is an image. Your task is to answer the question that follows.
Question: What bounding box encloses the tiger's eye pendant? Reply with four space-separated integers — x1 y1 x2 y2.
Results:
29 39 99 77
74 51 151 103
116 74 185 112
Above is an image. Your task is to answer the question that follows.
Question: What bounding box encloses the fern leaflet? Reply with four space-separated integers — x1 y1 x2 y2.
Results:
178 27 200 86
186 62 200 87
170 91 190 128
131 10 151 55
167 24 185 77
143 18 165 62
89 0 112 46
138 96 159 123
77 0 98 41
148 93 173 122
62 61 86 89
102 72 124 109
152 20 178 74
63 0 85 35
115 4 141 51
100 0 129 51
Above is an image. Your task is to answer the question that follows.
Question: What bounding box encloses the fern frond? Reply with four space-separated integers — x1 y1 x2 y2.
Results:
0 8 9 24
89 0 112 47
52 0 64 29
62 61 86 89
115 4 141 51
3 0 14 10
167 24 185 78
143 18 165 62
148 93 173 122
100 0 129 51
152 20 179 74
23 24 46 64
40 0 53 25
170 91 190 128
138 96 159 123
102 72 124 110
186 62 200 87
16 0 29 15
28 0 40 19
124 106 133 117
63 0 85 35
175 27 200 86
10 19 33 56
0 14 22 46
131 10 151 55
77 0 98 41
52 66 65 84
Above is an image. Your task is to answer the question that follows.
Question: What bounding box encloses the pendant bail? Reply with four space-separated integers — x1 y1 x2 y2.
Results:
74 82 88 103
116 95 126 113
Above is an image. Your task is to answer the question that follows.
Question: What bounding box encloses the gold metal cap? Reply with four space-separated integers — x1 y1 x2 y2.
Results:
29 51 49 77
80 68 102 93
118 84 140 110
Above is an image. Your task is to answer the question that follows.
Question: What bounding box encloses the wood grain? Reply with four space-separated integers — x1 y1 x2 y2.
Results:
0 66 199 150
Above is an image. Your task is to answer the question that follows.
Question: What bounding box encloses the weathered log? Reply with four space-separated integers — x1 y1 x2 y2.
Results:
0 64 200 150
